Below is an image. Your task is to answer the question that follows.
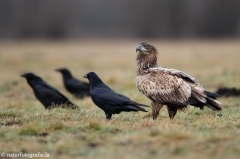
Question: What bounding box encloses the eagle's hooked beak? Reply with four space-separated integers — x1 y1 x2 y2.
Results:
136 44 146 52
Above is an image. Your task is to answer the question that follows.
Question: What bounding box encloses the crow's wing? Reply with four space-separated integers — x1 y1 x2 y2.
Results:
35 82 69 101
91 88 132 106
66 78 89 91
67 78 89 89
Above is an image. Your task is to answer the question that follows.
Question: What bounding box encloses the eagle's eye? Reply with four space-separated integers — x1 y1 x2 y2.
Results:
143 44 149 50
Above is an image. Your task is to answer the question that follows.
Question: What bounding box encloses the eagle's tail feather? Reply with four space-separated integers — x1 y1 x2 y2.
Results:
167 105 178 120
206 97 222 111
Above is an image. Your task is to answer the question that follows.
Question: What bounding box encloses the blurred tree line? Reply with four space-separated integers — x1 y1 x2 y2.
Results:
0 0 239 39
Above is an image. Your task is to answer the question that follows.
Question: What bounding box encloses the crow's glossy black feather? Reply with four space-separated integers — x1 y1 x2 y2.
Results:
56 68 90 98
84 72 149 119
21 72 78 109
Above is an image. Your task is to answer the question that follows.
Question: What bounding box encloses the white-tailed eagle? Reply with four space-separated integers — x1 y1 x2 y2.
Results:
135 42 222 120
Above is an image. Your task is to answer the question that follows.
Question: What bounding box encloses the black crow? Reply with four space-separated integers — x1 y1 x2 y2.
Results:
215 87 240 97
55 68 90 98
84 72 149 120
21 72 78 109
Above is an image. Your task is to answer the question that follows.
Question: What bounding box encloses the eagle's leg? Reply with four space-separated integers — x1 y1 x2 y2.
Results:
167 105 178 120
152 102 163 120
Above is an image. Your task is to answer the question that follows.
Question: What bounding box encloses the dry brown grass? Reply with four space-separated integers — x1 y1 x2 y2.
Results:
0 39 240 159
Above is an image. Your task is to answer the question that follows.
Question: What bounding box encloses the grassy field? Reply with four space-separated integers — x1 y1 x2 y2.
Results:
0 39 240 159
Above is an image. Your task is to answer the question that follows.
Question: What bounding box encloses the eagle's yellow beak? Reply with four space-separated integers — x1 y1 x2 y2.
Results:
136 44 147 52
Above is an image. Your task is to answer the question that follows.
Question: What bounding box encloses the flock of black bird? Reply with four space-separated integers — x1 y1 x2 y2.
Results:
21 68 149 119
20 42 237 120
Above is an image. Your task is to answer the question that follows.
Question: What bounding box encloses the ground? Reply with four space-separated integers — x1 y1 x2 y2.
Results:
0 39 240 159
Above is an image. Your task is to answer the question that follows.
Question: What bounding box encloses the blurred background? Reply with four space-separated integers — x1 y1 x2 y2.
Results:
0 0 240 40
0 0 240 95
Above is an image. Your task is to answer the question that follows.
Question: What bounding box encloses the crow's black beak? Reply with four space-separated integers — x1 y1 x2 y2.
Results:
55 68 61 72
21 74 27 77
83 74 88 78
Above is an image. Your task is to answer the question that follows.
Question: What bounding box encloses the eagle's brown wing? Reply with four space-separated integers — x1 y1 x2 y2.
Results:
150 67 198 84
136 67 195 105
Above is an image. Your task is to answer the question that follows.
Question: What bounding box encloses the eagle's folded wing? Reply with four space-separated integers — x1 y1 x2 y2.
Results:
136 70 192 104
150 67 198 84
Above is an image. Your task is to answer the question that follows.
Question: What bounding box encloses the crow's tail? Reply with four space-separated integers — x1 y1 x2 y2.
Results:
131 101 150 107
122 105 148 112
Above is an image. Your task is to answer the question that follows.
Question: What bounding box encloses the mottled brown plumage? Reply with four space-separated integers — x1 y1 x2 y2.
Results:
135 42 222 120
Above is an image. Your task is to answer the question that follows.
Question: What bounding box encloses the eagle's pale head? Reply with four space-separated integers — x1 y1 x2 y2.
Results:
136 42 158 55
136 42 158 75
